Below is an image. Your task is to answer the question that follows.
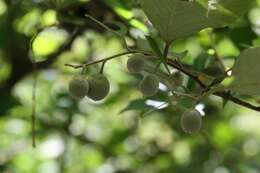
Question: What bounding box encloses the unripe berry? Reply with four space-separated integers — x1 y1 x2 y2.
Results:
69 76 89 99
139 74 159 96
87 74 110 101
181 110 202 134
127 55 145 73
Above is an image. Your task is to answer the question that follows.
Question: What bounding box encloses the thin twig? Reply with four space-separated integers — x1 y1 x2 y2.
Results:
174 91 198 100
30 34 38 148
209 31 226 72
85 14 130 51
28 27 82 148
65 51 140 69
163 43 170 57
100 60 107 74
65 49 260 112
31 61 37 148
86 14 114 34
162 43 172 75
166 59 260 112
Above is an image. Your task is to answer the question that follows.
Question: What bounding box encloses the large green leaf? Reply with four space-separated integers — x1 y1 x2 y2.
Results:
140 0 253 43
119 99 154 114
231 47 260 95
217 0 253 16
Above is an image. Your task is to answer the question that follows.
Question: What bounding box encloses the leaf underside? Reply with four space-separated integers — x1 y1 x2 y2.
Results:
140 0 253 43
231 47 260 95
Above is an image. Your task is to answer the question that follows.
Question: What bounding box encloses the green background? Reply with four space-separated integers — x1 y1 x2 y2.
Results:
0 0 260 172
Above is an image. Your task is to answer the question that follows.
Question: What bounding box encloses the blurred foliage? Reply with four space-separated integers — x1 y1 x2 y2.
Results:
0 0 260 173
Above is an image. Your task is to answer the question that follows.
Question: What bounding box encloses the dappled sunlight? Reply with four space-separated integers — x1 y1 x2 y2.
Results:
1 0 260 173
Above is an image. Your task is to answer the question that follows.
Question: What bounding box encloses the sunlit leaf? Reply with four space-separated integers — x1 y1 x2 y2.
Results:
32 27 68 60
146 36 162 57
140 0 253 43
187 51 211 90
119 99 153 114
104 21 128 36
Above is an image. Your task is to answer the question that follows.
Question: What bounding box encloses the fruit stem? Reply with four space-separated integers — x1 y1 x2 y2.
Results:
100 60 107 74
163 42 170 58
162 43 172 75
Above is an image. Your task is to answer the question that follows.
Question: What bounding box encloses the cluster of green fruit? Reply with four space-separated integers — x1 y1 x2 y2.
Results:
68 54 159 102
127 55 202 134
68 54 202 134
68 74 110 101
127 55 159 96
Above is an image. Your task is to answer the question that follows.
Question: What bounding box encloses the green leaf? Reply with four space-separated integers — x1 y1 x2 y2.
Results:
202 66 224 77
0 91 20 115
145 36 163 57
169 50 188 60
136 37 151 52
140 0 253 42
222 91 231 108
46 0 85 10
187 51 208 90
216 0 253 17
119 99 153 114
104 21 128 36
208 75 226 88
231 47 260 95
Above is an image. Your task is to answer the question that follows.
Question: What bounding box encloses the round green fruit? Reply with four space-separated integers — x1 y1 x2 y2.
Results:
87 74 110 101
69 76 89 99
127 55 145 73
181 110 202 134
139 74 159 96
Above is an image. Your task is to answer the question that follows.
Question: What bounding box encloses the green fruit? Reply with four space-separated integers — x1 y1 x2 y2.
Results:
171 72 183 86
87 74 110 101
139 74 159 96
127 55 145 73
181 110 202 134
69 76 89 99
